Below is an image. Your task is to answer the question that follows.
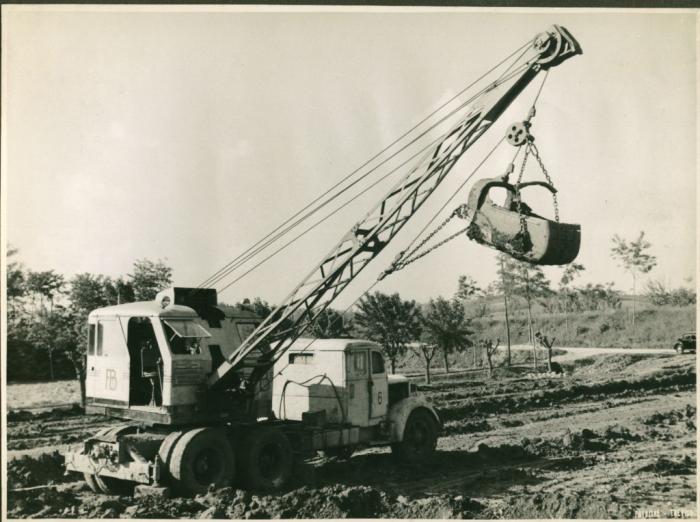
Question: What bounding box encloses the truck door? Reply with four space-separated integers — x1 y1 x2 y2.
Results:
345 349 370 426
87 317 130 405
369 350 388 421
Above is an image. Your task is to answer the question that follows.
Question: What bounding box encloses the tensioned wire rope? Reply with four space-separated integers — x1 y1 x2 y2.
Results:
197 39 533 291
206 64 535 294
214 62 532 297
265 135 510 381
265 69 552 380
205 62 531 293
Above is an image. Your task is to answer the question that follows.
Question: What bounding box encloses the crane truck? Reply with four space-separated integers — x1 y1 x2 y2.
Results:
65 25 581 496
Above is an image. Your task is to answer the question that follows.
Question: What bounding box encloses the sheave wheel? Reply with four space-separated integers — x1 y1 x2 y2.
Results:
168 428 235 496
243 428 293 491
391 409 438 464
322 446 355 460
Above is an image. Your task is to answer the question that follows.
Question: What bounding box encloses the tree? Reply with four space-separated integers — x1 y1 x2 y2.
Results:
354 292 422 374
309 308 353 339
7 245 26 321
559 263 585 338
611 232 657 332
480 338 500 378
29 306 88 405
23 270 65 379
69 273 113 313
411 339 440 384
104 277 136 305
26 270 65 312
493 254 552 368
421 297 473 374
130 258 173 301
493 254 514 366
232 297 295 333
510 259 551 369
645 279 696 307
535 331 556 373
455 275 481 301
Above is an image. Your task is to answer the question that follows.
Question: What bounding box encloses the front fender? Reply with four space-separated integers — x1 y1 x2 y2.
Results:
387 396 442 442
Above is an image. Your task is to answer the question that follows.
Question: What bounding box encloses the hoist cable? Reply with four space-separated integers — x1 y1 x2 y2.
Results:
205 63 530 291
395 135 506 261
530 69 550 111
216 120 467 294
197 40 532 289
208 63 532 291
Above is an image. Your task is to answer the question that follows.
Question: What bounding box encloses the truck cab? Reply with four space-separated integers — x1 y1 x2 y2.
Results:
273 338 440 450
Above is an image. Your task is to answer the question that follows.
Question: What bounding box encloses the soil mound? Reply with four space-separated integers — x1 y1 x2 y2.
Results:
7 451 70 489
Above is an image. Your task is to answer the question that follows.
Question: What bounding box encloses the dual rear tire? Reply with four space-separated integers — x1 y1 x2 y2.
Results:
159 426 293 495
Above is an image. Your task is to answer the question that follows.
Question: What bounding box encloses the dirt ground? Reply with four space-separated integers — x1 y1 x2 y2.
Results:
5 351 697 519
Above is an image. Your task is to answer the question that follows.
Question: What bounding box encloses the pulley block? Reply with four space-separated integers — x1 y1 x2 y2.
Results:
506 122 531 147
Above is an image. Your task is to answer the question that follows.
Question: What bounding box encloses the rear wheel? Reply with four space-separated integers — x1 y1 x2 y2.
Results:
243 428 293 491
392 409 438 464
168 428 235 496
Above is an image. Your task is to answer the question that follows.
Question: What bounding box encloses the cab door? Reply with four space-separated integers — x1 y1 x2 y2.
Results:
345 349 370 427
369 350 388 422
86 317 130 405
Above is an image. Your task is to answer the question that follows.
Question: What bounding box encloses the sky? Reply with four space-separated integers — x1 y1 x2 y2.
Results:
2 7 697 308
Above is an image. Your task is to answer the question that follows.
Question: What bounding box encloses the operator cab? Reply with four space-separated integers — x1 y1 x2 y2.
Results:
85 287 270 425
86 302 211 417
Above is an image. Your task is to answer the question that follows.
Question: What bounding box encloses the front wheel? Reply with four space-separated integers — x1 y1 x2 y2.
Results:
675 343 684 354
392 409 438 464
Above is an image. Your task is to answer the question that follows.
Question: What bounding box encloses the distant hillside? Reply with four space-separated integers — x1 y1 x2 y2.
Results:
471 305 695 349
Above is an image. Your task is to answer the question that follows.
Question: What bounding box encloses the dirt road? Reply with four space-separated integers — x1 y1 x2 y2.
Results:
5 351 696 519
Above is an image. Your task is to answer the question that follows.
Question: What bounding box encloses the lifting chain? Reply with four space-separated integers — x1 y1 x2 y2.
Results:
379 204 470 280
529 142 559 222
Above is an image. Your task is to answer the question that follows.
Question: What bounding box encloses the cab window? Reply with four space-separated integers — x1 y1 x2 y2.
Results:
96 322 104 356
348 351 367 377
162 320 211 355
236 322 258 343
371 351 385 374
88 324 96 355
289 353 314 365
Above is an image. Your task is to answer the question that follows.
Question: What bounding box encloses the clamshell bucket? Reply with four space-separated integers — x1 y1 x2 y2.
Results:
466 178 580 265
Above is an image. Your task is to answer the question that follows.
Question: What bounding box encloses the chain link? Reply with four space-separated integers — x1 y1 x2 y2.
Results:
514 144 531 235
379 204 470 278
529 143 559 222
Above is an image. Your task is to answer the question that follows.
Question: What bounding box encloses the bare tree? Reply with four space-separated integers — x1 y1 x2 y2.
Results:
559 263 585 338
411 338 439 384
481 338 500 378
535 331 556 372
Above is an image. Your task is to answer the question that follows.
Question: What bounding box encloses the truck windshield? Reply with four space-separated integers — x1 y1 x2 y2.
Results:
162 320 211 355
